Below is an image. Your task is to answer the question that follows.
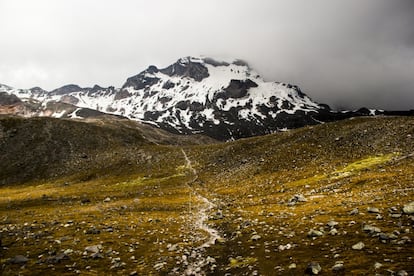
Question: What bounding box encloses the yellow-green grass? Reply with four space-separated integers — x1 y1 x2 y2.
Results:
0 163 202 275
1 116 414 275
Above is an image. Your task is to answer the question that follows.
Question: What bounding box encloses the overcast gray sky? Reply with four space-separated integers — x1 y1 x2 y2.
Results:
1 0 413 109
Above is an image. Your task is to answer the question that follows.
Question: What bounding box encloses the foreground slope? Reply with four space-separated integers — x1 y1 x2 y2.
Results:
0 116 215 185
1 116 413 275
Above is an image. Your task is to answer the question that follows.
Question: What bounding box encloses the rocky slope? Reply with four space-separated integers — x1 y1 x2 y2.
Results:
0 116 216 185
4 57 411 140
0 116 413 275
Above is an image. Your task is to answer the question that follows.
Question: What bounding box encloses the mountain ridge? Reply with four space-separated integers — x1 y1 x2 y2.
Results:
1 56 413 140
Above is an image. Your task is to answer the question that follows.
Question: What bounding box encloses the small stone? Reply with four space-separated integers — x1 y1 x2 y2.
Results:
81 198 91 204
85 228 100 234
388 233 398 240
288 263 297 269
332 262 345 272
212 210 224 220
154 262 166 271
91 252 104 259
363 224 381 234
352 242 365 250
402 202 414 214
251 234 261 241
379 233 389 241
397 270 408 276
329 228 338 235
85 245 101 254
103 197 111 202
367 207 380 213
167 243 178 252
327 221 339 227
46 253 70 264
374 262 383 269
215 237 226 244
288 194 307 205
350 208 359 215
307 229 324 238
305 262 322 275
278 243 292 251
206 256 216 264
389 206 399 213
8 255 29 264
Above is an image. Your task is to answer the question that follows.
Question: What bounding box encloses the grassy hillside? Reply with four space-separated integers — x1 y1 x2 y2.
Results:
1 116 413 275
0 116 215 185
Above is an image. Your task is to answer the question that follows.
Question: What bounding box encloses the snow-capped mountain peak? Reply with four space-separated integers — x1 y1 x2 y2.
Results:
2 57 373 140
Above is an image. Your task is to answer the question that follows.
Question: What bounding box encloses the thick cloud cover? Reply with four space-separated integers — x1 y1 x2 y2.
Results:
0 0 413 109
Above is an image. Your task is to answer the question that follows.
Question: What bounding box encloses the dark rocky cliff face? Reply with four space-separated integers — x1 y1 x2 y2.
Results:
159 58 210 81
50 84 83 95
0 92 22 105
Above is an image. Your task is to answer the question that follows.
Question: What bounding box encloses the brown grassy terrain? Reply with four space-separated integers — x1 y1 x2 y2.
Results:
1 116 414 275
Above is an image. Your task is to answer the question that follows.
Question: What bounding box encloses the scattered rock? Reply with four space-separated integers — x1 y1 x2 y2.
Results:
81 198 91 204
352 242 365 250
327 221 339 228
288 263 297 269
288 194 307 206
91 252 104 259
85 228 100 234
278 243 292 251
389 206 399 213
167 243 178 252
154 262 166 271
363 224 381 234
8 255 29 264
305 262 322 275
374 262 383 269
402 202 414 214
251 234 261 241
367 207 380 213
46 253 70 264
307 229 324 238
379 233 389 241
332 261 345 272
329 228 339 235
397 270 408 276
212 210 224 220
215 237 226 244
103 197 111 202
85 245 101 254
350 208 359 215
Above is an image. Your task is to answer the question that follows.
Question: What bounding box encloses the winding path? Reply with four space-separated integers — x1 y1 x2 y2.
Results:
180 149 222 275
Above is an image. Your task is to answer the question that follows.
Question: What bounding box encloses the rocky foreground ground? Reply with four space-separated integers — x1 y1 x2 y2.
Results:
1 116 413 275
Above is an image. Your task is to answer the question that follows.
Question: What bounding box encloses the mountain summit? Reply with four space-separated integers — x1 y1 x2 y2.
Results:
112 56 327 139
2 56 407 140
